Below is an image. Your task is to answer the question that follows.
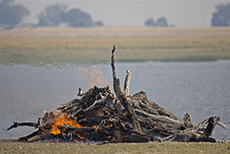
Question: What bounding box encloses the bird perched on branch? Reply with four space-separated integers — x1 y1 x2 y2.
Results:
77 88 85 97
112 45 116 54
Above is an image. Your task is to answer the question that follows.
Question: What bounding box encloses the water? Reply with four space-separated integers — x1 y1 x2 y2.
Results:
0 61 230 140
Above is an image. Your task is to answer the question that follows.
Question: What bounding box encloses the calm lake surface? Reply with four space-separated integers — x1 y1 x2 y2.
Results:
0 61 229 140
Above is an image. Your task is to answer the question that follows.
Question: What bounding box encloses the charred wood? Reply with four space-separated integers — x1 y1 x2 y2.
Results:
7 122 38 131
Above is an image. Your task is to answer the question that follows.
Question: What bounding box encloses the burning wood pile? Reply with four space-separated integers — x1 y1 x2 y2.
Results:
7 45 227 143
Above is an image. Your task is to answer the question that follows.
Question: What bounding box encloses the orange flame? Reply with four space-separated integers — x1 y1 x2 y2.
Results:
107 136 117 142
46 111 116 142
105 122 113 128
73 139 79 143
48 112 82 135
75 134 90 143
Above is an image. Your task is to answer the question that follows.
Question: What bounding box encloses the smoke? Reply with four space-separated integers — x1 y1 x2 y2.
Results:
78 66 111 88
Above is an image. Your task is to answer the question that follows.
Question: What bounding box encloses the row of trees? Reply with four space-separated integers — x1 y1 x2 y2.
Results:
145 3 230 27
0 0 229 29
211 3 230 27
0 0 29 29
37 4 103 27
0 0 103 29
145 17 171 27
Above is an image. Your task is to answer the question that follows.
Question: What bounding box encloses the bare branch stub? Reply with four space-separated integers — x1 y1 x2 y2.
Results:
124 70 132 96
7 122 38 131
111 45 143 134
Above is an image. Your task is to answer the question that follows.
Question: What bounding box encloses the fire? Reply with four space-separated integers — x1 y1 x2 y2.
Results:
107 136 117 142
48 112 82 135
75 134 90 143
45 111 115 142
105 122 113 128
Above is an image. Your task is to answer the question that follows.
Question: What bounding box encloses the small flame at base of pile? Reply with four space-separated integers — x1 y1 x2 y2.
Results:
45 112 83 135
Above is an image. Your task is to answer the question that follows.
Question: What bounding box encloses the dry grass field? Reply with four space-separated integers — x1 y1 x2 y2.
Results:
0 27 230 65
0 139 229 154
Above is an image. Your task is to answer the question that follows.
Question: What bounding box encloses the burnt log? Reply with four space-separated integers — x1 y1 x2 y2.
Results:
18 130 41 142
7 122 38 131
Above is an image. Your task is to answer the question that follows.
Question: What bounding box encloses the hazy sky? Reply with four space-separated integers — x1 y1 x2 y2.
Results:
14 0 229 27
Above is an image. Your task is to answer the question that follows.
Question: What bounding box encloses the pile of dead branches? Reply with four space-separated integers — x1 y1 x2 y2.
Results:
7 45 227 143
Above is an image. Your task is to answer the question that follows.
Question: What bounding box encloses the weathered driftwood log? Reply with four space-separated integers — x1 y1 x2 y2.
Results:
124 70 132 96
7 45 227 143
183 113 193 128
111 45 142 134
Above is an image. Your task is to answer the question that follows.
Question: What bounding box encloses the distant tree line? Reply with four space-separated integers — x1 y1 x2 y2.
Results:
211 3 230 27
145 3 230 27
145 17 172 27
0 0 29 29
0 0 103 29
37 4 103 27
1 0 229 29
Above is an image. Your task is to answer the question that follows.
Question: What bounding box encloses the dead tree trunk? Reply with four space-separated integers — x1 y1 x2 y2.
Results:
111 45 143 134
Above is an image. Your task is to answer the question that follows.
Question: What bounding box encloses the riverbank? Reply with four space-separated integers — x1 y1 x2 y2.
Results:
0 138 229 154
1 27 230 66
